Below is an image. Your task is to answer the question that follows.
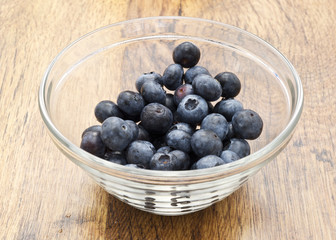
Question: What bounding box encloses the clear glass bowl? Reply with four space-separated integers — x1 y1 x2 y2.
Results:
38 17 303 216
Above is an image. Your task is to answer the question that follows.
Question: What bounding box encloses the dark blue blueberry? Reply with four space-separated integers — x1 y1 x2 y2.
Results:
232 109 263 140
173 84 194 105
170 150 191 170
175 94 208 125
201 113 229 141
223 138 251 158
81 125 102 138
104 150 127 165
162 64 184 90
125 120 139 141
192 74 222 101
117 90 145 117
140 80 166 104
164 93 177 113
215 72 241 98
193 155 225 169
220 150 240 164
135 72 162 92
157 146 173 154
149 152 178 170
94 100 125 123
140 103 173 135
166 129 191 153
190 129 223 157
125 164 146 169
136 125 151 141
184 66 211 84
214 98 243 121
80 131 106 158
168 123 195 135
126 140 156 168
101 117 133 151
172 42 200 68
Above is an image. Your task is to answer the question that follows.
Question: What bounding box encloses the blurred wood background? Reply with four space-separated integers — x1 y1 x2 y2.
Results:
1 0 335 239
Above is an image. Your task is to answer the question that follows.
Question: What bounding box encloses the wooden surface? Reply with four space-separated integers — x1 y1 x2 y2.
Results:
1 0 335 239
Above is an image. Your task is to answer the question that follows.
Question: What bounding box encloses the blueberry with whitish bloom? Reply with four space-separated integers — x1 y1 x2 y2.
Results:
166 129 191 153
101 117 133 151
192 74 222 101
193 155 225 169
201 113 229 141
232 109 263 140
214 98 243 121
184 66 211 84
126 140 156 168
220 150 240 164
162 64 184 90
190 129 223 157
135 72 162 92
175 94 208 125
223 138 251 158
94 100 125 123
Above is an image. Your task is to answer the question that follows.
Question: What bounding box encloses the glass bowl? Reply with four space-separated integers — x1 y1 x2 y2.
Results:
38 17 303 216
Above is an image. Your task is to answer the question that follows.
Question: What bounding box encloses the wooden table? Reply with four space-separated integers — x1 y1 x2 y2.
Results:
1 0 335 239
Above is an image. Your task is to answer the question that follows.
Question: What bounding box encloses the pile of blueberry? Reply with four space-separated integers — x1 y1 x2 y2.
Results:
80 42 263 170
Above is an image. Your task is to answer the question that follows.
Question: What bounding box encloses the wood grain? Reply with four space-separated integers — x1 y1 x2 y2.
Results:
1 0 336 239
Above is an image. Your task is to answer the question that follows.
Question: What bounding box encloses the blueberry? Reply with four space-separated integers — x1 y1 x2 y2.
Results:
215 72 241 98
126 140 156 168
214 98 243 121
173 84 194 105
94 100 125 123
164 93 177 113
140 80 166 104
223 138 250 158
117 91 145 117
232 109 263 140
101 117 133 151
201 113 229 141
184 66 211 84
173 42 200 68
81 125 102 138
104 151 127 165
80 131 106 158
220 150 240 163
125 120 139 141
136 125 151 141
175 94 208 125
168 122 195 135
170 150 191 170
162 64 184 90
192 74 222 101
135 72 162 92
166 129 191 153
149 152 179 170
157 146 173 154
190 129 223 157
193 155 225 169
140 103 173 135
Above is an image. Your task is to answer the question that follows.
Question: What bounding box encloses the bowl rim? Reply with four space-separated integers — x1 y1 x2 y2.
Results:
38 16 304 181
